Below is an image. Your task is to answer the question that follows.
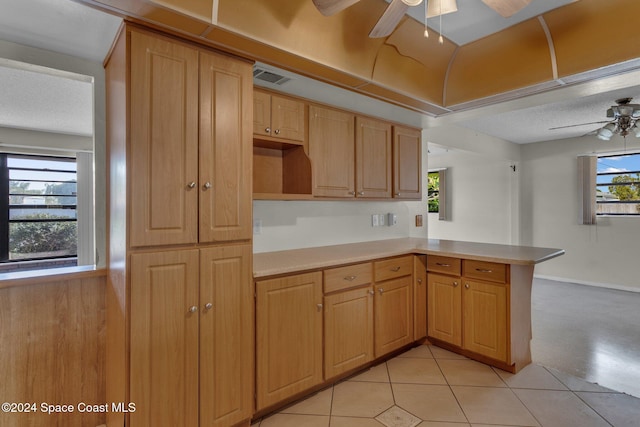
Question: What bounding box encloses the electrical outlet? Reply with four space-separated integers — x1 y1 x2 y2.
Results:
372 214 379 227
253 218 262 235
387 213 397 226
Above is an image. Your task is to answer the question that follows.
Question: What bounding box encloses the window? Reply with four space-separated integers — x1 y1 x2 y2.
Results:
596 152 640 216
0 154 78 265
427 169 447 220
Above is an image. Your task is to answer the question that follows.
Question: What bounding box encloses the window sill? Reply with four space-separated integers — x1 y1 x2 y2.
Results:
0 265 106 290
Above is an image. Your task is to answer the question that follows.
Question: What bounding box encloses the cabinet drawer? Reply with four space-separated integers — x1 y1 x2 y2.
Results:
427 255 461 276
463 260 507 283
324 262 372 293
374 256 413 282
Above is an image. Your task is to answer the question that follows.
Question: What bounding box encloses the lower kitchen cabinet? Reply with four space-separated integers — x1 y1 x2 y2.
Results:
427 256 512 368
324 285 374 379
414 255 427 340
129 244 253 427
374 256 414 357
463 279 508 362
256 271 323 411
427 273 462 347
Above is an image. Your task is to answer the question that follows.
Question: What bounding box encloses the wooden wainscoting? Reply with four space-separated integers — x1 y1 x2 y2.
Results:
0 271 106 427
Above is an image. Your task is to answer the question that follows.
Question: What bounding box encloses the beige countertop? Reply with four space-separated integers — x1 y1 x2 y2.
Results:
253 238 565 278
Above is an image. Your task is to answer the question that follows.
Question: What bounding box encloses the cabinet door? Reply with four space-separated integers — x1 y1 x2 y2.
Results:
130 250 199 427
200 244 253 426
309 105 355 197
463 279 508 362
324 287 374 379
129 30 199 247
414 255 427 340
374 276 414 357
393 126 422 200
199 51 252 242
356 117 392 198
271 95 306 142
253 90 272 137
256 272 323 410
427 273 462 347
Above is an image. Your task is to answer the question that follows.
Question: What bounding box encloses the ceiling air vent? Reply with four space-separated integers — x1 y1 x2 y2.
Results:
253 66 291 85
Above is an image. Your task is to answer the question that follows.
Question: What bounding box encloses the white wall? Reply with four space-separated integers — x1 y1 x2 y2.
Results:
520 136 640 291
427 146 518 245
253 199 427 253
0 40 106 267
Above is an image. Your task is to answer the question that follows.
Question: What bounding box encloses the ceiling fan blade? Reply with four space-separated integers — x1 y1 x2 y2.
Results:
481 0 532 18
369 0 410 38
549 121 610 131
312 0 361 16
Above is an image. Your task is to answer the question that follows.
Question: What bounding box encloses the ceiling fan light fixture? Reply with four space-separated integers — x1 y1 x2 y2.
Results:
597 123 617 140
427 0 457 17
402 0 423 6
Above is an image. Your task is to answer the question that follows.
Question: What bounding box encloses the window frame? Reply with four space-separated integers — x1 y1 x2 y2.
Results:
595 152 640 217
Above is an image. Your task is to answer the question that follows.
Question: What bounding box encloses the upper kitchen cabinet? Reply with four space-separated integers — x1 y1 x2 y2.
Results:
254 89 306 144
356 117 392 198
127 27 252 247
393 126 422 200
309 105 355 197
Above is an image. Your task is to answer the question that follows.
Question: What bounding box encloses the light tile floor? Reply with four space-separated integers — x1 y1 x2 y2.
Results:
252 344 640 427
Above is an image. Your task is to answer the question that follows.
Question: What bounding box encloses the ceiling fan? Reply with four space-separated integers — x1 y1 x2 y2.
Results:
312 0 532 38
549 98 640 141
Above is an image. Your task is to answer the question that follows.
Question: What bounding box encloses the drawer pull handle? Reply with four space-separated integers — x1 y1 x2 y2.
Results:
344 275 357 281
436 262 451 267
390 266 401 272
475 268 493 273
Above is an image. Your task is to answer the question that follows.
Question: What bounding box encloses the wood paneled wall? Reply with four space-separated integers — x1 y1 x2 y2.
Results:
0 273 106 427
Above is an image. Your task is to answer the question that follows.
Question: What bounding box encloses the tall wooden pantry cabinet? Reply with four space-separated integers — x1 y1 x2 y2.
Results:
105 24 253 427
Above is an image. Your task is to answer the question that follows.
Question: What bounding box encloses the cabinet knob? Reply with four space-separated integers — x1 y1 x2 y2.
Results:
453 281 458 287
369 289 375 295
417 278 423 285
204 303 213 310
395 192 401 196
203 182 212 190
317 303 323 310
465 283 470 289
344 275 357 281
265 127 271 133
357 191 364 196
378 288 384 295
187 182 196 189
189 305 198 313
348 191 355 195
274 129 281 135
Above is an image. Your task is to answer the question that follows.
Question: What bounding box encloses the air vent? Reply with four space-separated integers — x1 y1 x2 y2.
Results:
253 66 291 85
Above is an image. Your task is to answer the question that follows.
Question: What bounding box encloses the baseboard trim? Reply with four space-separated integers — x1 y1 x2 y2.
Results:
534 274 640 293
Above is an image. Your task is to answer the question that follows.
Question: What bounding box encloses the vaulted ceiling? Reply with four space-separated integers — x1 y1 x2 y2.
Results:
2 0 640 144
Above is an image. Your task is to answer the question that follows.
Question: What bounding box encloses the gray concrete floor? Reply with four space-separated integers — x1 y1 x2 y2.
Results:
531 278 640 397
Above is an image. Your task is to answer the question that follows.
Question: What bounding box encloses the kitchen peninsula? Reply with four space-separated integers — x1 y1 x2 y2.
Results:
253 238 564 414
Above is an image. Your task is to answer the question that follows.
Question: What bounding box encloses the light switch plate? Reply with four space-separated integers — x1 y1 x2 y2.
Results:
253 218 262 234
